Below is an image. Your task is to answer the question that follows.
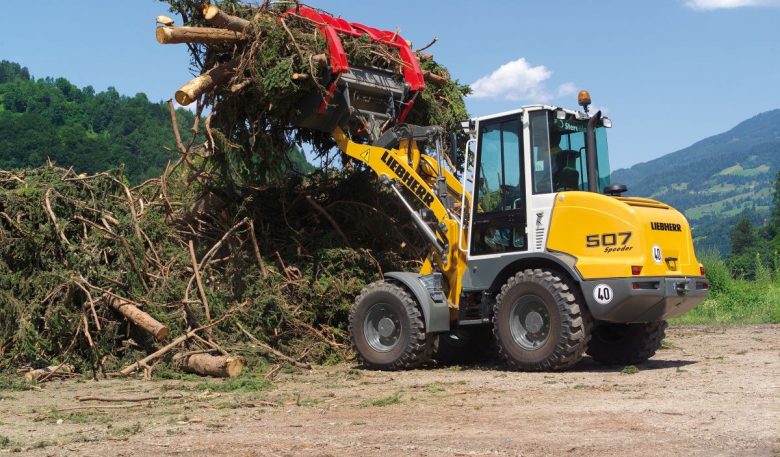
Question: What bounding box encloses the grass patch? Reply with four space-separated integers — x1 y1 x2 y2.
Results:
361 391 402 407
29 440 54 450
33 408 110 424
425 384 445 393
0 436 10 448
660 339 678 350
0 375 34 392
109 422 143 438
621 365 639 375
194 372 272 393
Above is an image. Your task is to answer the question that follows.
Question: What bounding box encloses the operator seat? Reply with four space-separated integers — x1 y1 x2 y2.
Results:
553 150 580 191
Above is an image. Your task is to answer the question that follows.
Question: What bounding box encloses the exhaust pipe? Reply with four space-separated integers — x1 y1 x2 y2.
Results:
586 111 602 193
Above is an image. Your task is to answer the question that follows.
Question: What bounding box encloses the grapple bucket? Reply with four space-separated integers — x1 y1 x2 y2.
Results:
286 7 426 141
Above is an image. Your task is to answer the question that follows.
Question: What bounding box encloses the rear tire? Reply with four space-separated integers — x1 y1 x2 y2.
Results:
493 269 591 371
587 321 667 365
349 281 437 370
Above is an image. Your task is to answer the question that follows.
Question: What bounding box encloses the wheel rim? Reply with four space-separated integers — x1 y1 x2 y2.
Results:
509 295 551 350
363 303 402 353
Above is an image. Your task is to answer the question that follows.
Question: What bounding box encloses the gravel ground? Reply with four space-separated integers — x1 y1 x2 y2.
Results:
1 325 778 456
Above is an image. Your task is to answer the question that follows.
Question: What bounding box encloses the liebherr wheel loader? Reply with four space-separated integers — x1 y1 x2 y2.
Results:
291 7 709 371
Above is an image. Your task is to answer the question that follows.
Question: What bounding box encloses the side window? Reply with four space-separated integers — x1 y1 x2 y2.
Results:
478 126 502 213
470 117 527 256
475 119 523 213
530 112 553 194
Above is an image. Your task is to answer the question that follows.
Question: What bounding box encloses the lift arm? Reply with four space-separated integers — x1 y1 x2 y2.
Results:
331 126 470 310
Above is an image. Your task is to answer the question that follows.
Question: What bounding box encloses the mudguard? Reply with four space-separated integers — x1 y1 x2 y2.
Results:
384 272 450 333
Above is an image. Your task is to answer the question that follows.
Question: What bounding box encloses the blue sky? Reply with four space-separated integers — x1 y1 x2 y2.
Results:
1 0 778 170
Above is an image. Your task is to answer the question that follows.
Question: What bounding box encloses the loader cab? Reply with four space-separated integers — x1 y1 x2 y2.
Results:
468 105 612 257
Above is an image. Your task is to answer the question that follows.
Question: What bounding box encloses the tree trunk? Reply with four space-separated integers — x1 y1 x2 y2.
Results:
109 297 169 341
203 5 252 33
176 61 237 106
176 353 245 378
156 26 246 45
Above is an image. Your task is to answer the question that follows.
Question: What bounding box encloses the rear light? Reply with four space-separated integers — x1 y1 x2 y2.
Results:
700 265 706 276
631 265 643 275
697 281 709 290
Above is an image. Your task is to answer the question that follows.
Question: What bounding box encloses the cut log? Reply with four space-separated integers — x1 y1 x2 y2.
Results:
423 70 448 86
176 61 237 106
311 53 328 68
175 353 245 378
203 5 251 33
230 78 251 93
156 26 246 45
109 297 169 341
23 364 75 382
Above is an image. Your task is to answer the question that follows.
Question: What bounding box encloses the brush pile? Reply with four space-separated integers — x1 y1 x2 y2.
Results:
157 0 470 186
0 160 424 379
0 1 470 380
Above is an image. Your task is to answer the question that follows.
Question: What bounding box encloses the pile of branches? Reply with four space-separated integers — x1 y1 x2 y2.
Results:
0 154 424 379
0 1 471 381
157 0 470 187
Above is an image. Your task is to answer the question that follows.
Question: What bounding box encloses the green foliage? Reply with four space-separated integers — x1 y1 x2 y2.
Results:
0 60 194 184
768 171 780 238
730 215 757 256
672 252 780 325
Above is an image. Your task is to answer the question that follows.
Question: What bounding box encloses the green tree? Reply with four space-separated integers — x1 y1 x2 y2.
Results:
0 61 199 184
730 215 757 256
766 171 780 238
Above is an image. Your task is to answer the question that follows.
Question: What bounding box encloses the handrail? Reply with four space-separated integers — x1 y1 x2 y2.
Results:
458 138 476 253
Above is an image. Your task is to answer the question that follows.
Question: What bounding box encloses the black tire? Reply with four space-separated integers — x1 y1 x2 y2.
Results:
349 281 437 370
493 269 591 371
434 327 496 365
587 320 667 365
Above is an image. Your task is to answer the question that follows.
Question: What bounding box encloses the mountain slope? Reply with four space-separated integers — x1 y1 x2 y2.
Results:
611 109 780 253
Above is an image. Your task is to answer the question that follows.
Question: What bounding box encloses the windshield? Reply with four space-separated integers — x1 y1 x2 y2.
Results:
530 111 611 194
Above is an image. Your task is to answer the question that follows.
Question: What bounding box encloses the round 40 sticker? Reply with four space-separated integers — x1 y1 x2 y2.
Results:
593 284 614 305
652 245 663 264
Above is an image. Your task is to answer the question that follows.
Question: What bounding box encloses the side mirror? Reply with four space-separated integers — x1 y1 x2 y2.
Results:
449 131 458 164
604 184 628 196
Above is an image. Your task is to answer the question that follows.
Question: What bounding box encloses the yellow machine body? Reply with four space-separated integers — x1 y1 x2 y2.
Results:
546 192 701 280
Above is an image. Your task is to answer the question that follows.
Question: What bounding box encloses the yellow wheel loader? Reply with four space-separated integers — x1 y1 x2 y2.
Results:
292 8 709 371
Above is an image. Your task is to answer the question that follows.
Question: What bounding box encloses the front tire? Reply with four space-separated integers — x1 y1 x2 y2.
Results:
493 269 591 371
349 281 437 370
587 321 667 365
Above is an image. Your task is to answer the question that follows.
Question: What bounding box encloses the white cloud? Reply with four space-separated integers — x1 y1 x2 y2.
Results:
684 0 780 10
557 82 579 98
470 58 553 101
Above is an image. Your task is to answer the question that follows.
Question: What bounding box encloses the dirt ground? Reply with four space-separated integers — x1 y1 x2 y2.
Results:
1 325 778 457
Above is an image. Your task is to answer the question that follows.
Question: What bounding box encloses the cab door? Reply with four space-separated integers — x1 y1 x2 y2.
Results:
469 116 527 256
